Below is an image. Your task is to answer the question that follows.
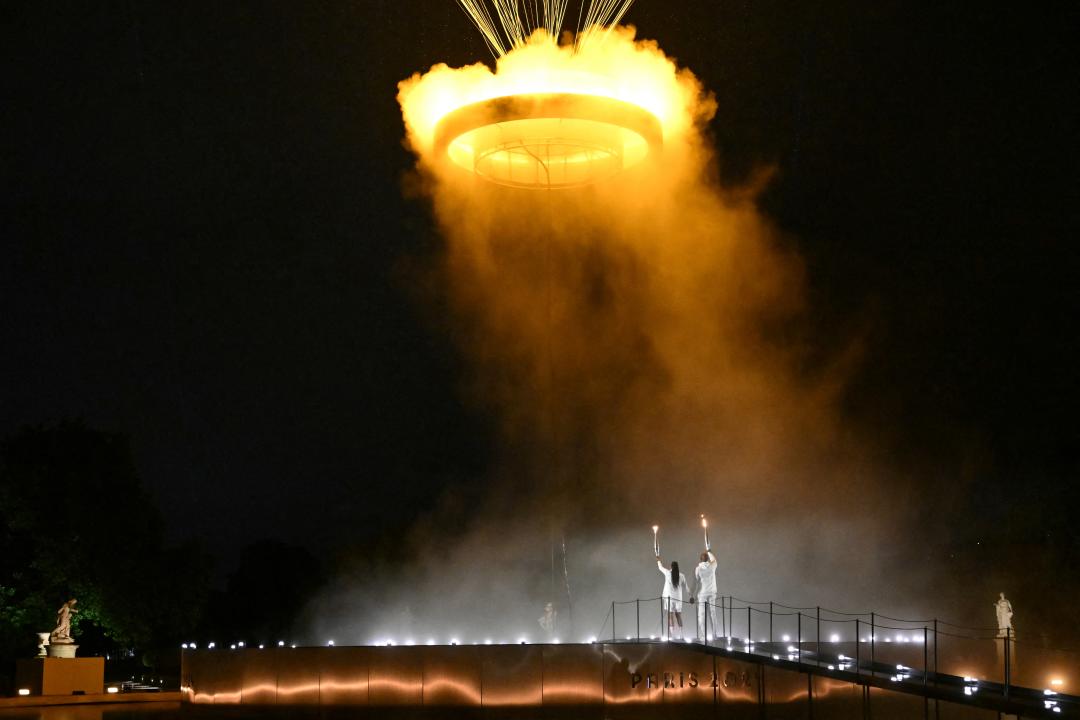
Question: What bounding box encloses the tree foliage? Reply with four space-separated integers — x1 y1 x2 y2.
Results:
0 422 211 667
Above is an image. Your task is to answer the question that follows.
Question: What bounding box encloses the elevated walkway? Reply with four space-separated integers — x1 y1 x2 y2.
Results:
638 637 1076 717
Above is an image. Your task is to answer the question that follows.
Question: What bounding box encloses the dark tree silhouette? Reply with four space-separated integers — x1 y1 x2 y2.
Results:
0 422 211 686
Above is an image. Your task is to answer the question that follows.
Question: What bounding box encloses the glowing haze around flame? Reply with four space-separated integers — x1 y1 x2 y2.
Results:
399 28 713 187
336 11 914 651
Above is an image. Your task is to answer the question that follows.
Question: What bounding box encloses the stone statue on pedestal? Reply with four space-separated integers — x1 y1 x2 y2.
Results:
994 592 1014 637
46 598 79 657
50 598 78 642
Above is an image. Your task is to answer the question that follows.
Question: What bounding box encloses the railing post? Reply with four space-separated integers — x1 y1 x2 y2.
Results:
932 619 938 688
747 606 752 647
816 606 821 661
855 619 860 676
636 599 640 642
797 612 802 664
924 626 930 720
769 602 774 643
612 601 616 642
728 596 733 641
721 596 726 639
923 626 928 690
1004 627 1011 699
870 612 875 677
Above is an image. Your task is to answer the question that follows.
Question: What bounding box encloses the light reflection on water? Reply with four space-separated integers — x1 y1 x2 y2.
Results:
0 703 184 720
0 705 611 720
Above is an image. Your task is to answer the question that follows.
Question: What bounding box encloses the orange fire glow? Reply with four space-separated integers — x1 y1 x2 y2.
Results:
399 27 710 174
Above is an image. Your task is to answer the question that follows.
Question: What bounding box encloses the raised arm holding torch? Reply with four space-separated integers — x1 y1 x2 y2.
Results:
696 516 718 640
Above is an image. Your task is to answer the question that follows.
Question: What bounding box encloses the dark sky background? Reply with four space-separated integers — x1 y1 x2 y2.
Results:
2 2 1075 572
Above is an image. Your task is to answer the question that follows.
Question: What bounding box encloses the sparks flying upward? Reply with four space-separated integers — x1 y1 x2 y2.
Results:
456 0 637 57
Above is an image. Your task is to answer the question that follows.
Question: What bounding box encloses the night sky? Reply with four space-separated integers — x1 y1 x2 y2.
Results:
2 2 1075 568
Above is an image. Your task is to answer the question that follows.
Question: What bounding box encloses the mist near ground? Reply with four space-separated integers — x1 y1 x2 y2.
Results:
302 28 990 647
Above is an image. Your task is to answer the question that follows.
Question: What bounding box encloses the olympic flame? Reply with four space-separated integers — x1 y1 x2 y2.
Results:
652 525 660 556
399 27 710 165
701 514 711 551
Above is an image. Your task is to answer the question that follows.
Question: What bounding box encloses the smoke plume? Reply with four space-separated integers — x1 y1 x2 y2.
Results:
306 27 918 645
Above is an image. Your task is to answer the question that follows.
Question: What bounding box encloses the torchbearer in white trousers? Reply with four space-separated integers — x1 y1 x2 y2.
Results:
695 550 718 639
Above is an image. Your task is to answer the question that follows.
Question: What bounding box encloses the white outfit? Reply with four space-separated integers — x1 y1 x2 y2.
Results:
695 552 718 638
657 561 690 614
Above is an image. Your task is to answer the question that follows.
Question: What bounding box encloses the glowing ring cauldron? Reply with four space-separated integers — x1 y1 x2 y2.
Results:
433 93 663 189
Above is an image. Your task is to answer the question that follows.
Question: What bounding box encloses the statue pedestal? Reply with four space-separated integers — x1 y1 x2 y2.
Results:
14 657 104 696
45 642 77 659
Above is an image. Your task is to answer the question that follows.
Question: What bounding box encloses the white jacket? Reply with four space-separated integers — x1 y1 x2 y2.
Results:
695 551 718 597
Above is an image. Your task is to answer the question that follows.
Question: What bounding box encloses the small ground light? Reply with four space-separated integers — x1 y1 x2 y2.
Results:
519 638 528 644
107 687 119 694
258 645 264 649
238 641 245 648
450 638 459 645
208 642 215 649
230 644 236 650
18 689 30 696
278 641 285 647
1051 678 1064 687
484 639 492 645
426 639 436 646
328 640 335 646
181 643 188 649
830 634 840 643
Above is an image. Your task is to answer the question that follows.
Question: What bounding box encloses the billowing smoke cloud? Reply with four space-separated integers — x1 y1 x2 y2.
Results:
304 28 921 646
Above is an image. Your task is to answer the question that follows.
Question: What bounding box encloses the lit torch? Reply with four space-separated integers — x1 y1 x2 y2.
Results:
701 515 711 552
652 525 660 556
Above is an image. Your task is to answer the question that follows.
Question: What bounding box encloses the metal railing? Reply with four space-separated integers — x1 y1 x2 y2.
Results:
599 594 1078 711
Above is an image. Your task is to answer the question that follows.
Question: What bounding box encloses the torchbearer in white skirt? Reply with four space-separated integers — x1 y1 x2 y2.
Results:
657 556 690 639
